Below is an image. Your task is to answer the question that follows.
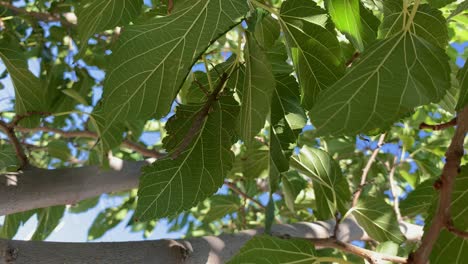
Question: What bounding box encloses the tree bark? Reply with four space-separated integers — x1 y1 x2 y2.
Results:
0 219 422 264
0 158 145 216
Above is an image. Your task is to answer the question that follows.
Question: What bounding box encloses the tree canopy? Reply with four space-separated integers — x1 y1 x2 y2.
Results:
0 0 468 263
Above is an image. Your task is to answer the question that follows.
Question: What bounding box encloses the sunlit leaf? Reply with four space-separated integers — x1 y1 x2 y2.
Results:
227 236 318 264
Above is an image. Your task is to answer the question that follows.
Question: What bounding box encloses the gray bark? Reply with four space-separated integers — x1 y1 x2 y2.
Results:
0 219 422 264
0 158 145 216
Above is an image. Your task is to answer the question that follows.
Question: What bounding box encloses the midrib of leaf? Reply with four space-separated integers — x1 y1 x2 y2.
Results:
291 155 332 189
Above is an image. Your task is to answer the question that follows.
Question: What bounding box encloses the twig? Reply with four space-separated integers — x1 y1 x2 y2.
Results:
224 181 266 209
419 117 457 131
305 238 407 264
352 133 386 207
16 126 163 158
446 219 468 238
410 107 468 264
167 0 174 14
345 52 360 67
0 120 28 167
388 156 402 221
8 111 51 128
170 73 229 159
332 212 342 238
0 1 74 27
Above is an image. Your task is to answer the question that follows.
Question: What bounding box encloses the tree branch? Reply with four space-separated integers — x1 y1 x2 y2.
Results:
388 156 402 221
0 219 421 264
0 120 28 168
0 158 145 216
16 126 163 158
446 218 468 238
410 106 468 264
419 117 457 131
306 238 408 264
0 1 75 27
352 133 386 207
224 181 266 209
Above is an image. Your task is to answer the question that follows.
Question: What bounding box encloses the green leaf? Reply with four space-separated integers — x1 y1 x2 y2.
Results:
254 12 280 50
310 32 450 136
238 32 275 146
282 170 308 213
427 0 456 8
430 166 468 263
380 4 448 48
47 140 71 161
227 236 317 264
0 144 19 172
400 180 436 217
0 211 35 239
0 39 44 126
376 241 400 264
88 202 130 240
280 0 344 109
448 0 468 19
77 0 143 56
290 146 350 220
325 0 364 50
32 205 66 241
352 197 405 243
271 74 307 152
135 96 239 221
456 60 468 110
101 0 248 125
203 195 240 223
69 197 100 214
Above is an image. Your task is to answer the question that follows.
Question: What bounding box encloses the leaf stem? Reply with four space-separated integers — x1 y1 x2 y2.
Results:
202 55 214 92
404 0 421 32
249 0 279 16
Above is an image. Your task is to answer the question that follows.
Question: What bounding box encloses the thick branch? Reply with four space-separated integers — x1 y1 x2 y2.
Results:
0 158 145 216
0 219 421 264
410 107 468 264
16 126 163 158
0 1 75 27
352 133 386 206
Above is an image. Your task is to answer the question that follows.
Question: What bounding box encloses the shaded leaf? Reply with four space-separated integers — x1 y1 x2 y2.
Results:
352 197 405 243
204 195 240 223
280 0 344 109
101 0 248 125
77 0 143 56
310 32 450 136
136 96 239 220
0 144 18 172
430 166 468 263
282 170 308 212
290 146 350 219
47 140 71 161
32 205 66 241
400 180 436 217
238 32 275 146
456 60 468 110
0 211 35 239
